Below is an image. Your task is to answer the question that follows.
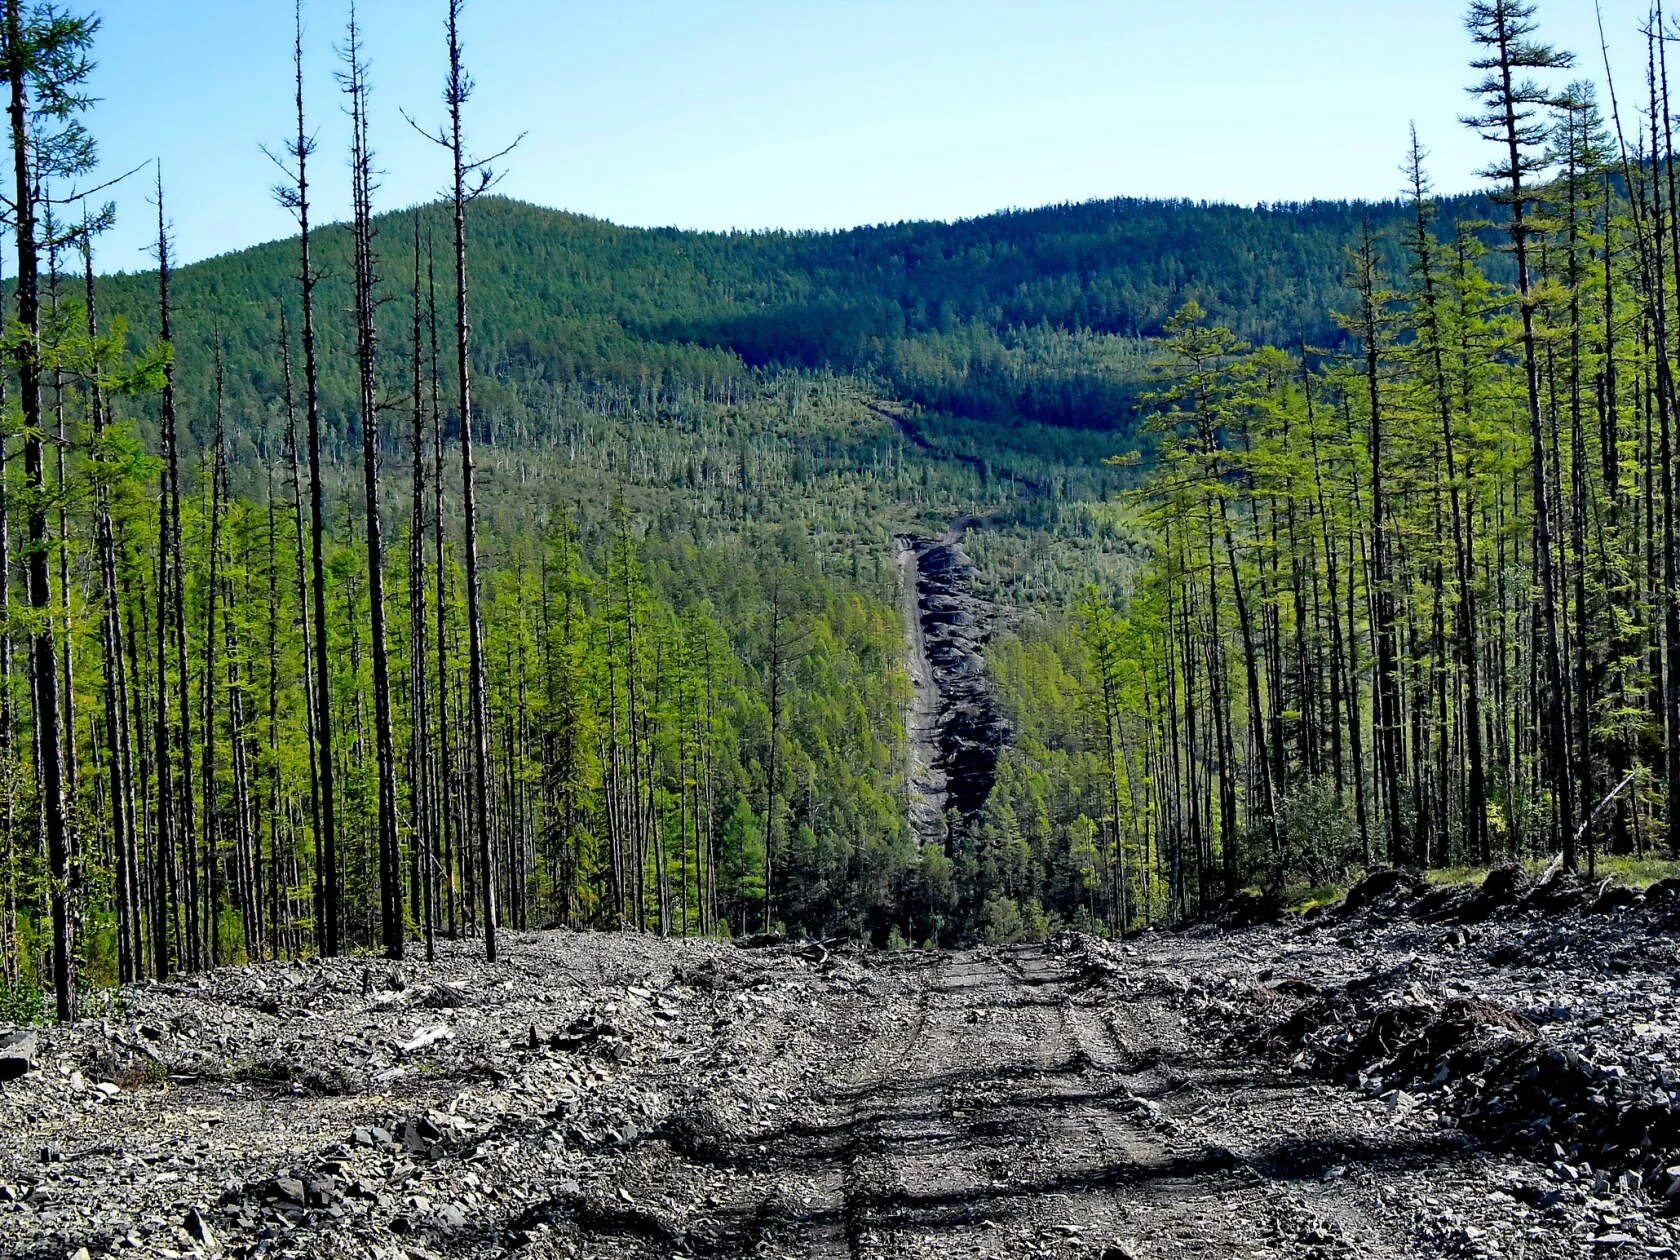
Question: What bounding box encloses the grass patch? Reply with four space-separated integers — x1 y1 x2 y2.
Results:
1585 855 1680 889
1425 865 1495 888
1238 881 1351 915
1423 855 1680 891
1282 882 1350 915
0 976 45 1025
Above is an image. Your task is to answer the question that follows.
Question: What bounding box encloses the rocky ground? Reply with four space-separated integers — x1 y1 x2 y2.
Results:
895 528 1008 848
2 871 1678 1259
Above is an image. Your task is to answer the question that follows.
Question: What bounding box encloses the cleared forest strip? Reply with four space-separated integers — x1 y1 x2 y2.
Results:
897 534 949 849
893 531 1009 849
879 399 1032 848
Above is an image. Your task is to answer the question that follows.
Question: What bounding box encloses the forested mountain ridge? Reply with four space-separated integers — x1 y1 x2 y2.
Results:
90 189 1494 452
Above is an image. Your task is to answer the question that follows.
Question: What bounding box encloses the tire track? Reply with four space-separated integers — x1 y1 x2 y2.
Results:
549 941 1532 1258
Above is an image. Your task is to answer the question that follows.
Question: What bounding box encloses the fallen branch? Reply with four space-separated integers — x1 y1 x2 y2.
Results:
1544 769 1639 871
396 1025 452 1056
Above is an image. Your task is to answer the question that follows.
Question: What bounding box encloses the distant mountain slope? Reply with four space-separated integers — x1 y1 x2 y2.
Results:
90 190 1495 454
671 193 1495 348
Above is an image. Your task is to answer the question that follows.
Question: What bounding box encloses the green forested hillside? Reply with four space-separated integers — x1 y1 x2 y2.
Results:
93 190 1491 455
0 174 1522 991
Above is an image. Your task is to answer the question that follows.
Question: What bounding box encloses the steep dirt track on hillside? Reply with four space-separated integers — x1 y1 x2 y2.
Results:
897 534 949 847
866 402 1050 501
879 398 1035 847
895 530 1006 849
0 928 1637 1259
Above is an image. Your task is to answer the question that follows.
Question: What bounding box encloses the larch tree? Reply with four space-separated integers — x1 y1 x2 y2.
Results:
1 0 101 1021
341 7 403 960
266 0 340 954
407 0 522 962
1463 0 1577 863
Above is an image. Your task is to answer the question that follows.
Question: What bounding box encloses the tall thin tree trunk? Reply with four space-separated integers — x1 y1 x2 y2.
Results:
6 0 71 1019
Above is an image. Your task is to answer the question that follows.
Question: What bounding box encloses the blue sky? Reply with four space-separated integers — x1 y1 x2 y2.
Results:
82 0 1648 269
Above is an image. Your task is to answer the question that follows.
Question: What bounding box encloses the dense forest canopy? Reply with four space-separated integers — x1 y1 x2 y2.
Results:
89 189 1499 454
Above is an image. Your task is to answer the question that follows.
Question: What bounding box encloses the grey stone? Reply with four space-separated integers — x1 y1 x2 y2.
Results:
184 1204 219 1252
0 1030 37 1082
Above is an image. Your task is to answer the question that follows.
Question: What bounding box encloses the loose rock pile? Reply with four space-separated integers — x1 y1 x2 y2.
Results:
0 931 886 1259
1068 864 1680 1249
901 533 1010 821
9 884 1680 1257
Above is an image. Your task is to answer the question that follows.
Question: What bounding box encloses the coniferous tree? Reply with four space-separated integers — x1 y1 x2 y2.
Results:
267 2 340 954
2 0 101 1020
342 8 402 960
1465 0 1577 862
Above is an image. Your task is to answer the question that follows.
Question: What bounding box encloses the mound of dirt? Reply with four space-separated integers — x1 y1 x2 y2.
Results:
1339 868 1427 918
1337 861 1657 931
1154 871 1680 1192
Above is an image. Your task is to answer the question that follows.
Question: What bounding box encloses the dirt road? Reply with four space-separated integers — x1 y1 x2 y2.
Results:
633 943 1547 1260
0 929 1650 1258
895 534 948 848
892 531 1007 849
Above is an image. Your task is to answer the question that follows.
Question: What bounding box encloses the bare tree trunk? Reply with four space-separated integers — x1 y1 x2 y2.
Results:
428 242 458 942
201 343 227 964
444 0 498 960
154 176 201 973
409 216 436 962
6 0 71 1018
279 311 323 959
83 228 140 980
345 15 404 959
276 3 342 955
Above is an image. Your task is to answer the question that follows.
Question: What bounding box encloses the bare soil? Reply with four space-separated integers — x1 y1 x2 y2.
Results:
0 893 1674 1258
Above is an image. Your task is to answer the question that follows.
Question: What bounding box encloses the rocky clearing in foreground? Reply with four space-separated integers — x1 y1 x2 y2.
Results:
4 868 1680 1258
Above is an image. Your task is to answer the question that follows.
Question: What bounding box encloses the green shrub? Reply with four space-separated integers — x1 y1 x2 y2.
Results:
0 976 44 1025
980 893 1026 945
1247 777 1362 891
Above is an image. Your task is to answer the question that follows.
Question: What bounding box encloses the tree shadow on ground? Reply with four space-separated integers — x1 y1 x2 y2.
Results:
450 1126 1469 1259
